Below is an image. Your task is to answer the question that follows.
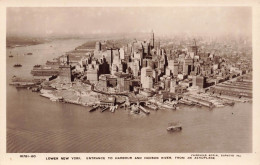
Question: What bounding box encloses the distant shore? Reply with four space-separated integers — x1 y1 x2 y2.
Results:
6 36 51 48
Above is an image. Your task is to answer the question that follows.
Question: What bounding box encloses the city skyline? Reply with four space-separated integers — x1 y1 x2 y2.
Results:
7 7 251 38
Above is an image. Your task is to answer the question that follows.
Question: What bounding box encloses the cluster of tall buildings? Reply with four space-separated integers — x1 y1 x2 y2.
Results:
30 31 252 96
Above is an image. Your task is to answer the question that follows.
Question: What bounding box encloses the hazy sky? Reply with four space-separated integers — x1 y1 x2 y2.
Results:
7 7 252 37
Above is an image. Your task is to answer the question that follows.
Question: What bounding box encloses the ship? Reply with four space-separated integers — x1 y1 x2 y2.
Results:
33 64 41 68
13 64 22 67
12 82 36 88
167 122 182 132
89 105 99 112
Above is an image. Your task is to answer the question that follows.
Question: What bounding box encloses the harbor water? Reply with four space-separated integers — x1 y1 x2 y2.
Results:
6 39 252 153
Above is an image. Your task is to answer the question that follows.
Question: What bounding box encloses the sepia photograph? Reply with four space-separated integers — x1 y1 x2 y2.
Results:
5 7 253 154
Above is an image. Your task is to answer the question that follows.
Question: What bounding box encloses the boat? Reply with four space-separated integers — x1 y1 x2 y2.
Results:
34 64 41 68
179 99 194 106
89 105 99 112
164 100 176 106
13 82 36 88
13 64 22 67
101 106 109 113
164 100 177 107
145 102 158 110
32 87 40 92
158 102 176 110
167 122 182 132
138 105 150 115
146 104 158 110
110 106 116 113
224 101 235 106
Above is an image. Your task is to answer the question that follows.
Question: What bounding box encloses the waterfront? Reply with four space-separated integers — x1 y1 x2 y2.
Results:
6 39 252 153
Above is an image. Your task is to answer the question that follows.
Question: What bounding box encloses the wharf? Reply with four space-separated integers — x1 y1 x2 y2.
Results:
216 84 252 91
214 94 250 103
183 94 214 108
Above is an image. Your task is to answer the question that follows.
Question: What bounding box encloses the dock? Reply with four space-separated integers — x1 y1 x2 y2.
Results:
183 94 214 108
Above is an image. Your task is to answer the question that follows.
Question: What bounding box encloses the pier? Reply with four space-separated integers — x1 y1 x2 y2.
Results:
183 94 214 108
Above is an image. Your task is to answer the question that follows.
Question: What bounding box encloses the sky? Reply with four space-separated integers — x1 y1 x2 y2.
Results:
6 7 252 37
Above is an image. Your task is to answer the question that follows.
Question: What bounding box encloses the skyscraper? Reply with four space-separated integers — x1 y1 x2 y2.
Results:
150 30 154 49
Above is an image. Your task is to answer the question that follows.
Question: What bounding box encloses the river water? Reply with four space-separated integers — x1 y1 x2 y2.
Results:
6 39 252 153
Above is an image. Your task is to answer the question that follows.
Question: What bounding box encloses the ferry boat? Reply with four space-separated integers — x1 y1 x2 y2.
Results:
167 122 182 132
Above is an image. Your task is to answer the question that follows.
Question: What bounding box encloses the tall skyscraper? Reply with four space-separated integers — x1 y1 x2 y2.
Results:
150 30 154 49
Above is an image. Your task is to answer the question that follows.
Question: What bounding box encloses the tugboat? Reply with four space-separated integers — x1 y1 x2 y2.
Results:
167 122 182 132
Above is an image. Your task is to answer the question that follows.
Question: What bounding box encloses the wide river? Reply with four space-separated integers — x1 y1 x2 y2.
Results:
6 39 252 153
